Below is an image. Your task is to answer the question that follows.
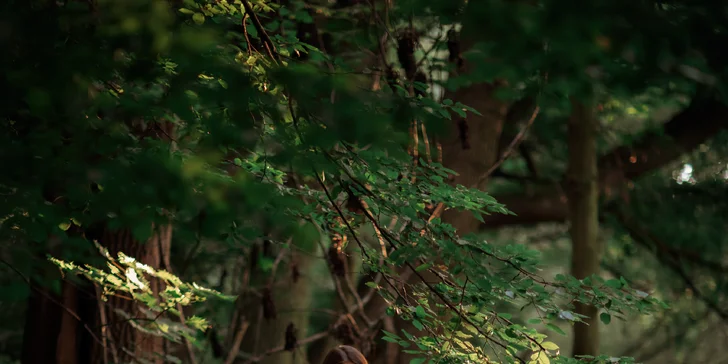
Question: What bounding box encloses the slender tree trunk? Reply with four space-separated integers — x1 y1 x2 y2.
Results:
566 97 601 357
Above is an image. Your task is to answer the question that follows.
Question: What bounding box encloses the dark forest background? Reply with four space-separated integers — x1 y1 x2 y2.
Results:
1 0 727 363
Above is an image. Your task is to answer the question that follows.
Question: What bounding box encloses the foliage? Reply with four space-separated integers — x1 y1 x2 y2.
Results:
8 0 728 363
52 242 233 347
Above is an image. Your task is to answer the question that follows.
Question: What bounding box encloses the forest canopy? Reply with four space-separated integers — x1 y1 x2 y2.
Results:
1 0 727 363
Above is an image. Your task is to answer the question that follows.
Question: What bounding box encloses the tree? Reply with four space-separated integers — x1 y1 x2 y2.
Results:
565 97 601 356
2 0 726 363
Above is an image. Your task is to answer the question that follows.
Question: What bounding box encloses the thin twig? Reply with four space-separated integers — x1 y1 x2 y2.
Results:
177 302 198 364
421 123 432 163
96 284 119 364
240 0 279 63
266 238 292 288
242 331 330 363
312 171 372 261
478 105 540 186
225 319 250 364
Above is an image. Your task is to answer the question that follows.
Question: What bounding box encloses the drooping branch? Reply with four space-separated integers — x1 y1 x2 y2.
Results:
609 208 728 323
480 97 728 228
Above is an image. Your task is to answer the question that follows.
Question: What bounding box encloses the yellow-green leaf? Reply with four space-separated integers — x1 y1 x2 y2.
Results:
192 13 205 25
541 341 559 351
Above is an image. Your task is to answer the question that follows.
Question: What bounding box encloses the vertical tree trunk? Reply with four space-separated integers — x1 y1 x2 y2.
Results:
96 224 173 364
20 224 173 364
21 120 177 364
440 79 509 231
21 283 65 364
235 250 314 364
56 281 80 364
439 30 509 232
21 229 98 364
90 120 177 364
393 28 509 364
308 246 364 364
565 97 601 357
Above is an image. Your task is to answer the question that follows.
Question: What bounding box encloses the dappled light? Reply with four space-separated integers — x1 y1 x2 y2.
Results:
0 1 727 364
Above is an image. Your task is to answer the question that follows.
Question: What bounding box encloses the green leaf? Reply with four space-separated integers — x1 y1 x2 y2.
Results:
451 107 466 118
247 24 258 38
438 109 451 120
546 323 566 336
132 223 153 242
456 102 483 116
605 279 623 289
192 13 205 25
497 312 512 320
365 281 379 289
600 312 612 325
531 351 550 364
541 341 559 351
472 211 484 223
412 319 424 331
415 305 426 318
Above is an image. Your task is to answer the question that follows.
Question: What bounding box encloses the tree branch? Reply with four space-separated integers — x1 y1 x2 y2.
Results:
480 98 728 228
609 208 728 323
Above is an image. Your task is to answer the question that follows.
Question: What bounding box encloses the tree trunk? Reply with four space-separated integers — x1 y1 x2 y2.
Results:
230 246 314 364
20 224 173 364
565 97 601 357
308 246 364 364
440 80 509 231
21 117 177 364
21 282 66 364
439 37 509 232
393 28 510 364
95 224 173 364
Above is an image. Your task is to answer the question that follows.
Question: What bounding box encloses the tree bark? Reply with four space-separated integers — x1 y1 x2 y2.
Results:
392 26 510 364
21 281 66 364
439 56 509 232
96 224 173 364
21 116 178 364
20 224 173 364
565 97 601 357
236 250 314 364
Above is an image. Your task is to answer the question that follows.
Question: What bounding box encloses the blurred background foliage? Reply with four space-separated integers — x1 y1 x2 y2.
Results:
1 0 727 363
